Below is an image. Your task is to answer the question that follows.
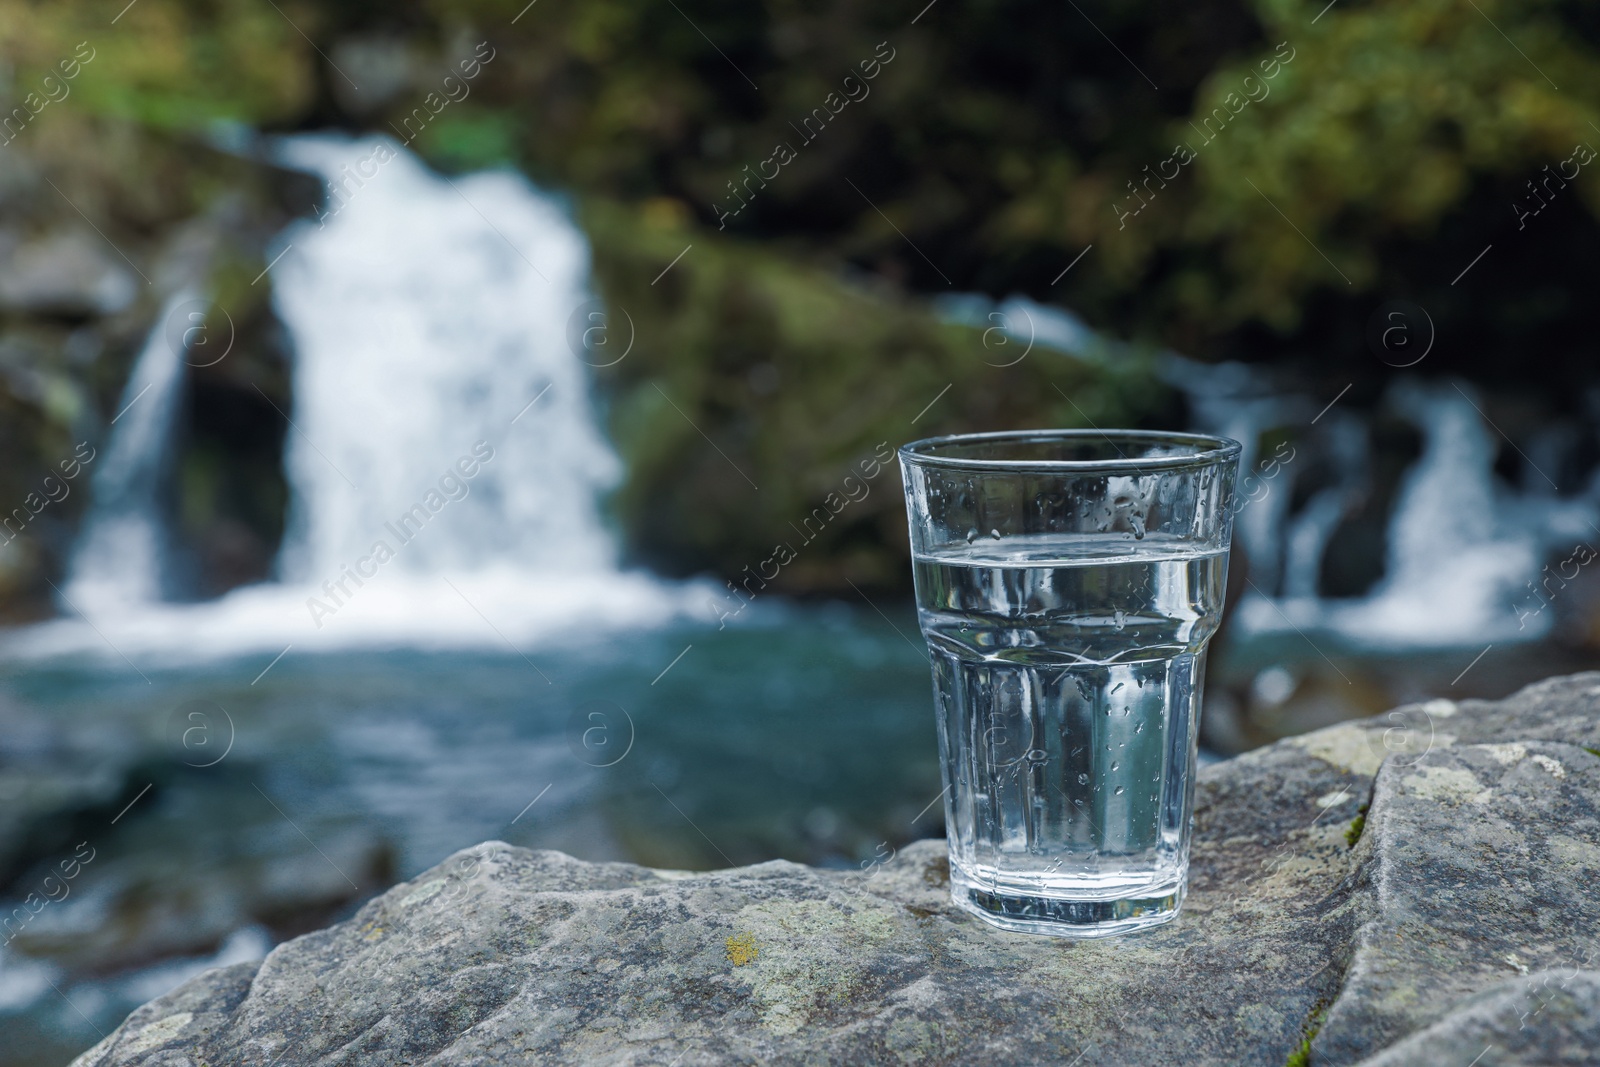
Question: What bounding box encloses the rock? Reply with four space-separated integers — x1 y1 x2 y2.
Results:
0 696 394 976
9 808 394 973
1350 972 1600 1067
1316 741 1600 1065
0 230 138 316
68 672 1600 1066
0 695 142 886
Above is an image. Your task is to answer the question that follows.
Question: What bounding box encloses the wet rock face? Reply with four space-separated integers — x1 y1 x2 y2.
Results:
70 673 1600 1067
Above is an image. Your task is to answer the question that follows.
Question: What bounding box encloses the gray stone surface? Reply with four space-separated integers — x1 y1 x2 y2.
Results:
1350 971 1600 1067
0 229 138 315
1320 741 1600 1066
68 672 1600 1066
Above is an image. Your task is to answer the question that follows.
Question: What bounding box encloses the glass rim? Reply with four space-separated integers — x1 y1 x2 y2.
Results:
897 429 1242 473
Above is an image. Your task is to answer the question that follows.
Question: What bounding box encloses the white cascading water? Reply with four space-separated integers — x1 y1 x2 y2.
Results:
61 290 196 614
1228 379 1594 645
940 294 1600 649
1280 489 1347 600
272 136 618 583
20 178 1600 661
13 136 690 660
1323 381 1564 644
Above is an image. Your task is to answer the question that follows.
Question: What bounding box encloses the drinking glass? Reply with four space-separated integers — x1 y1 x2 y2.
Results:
898 429 1240 937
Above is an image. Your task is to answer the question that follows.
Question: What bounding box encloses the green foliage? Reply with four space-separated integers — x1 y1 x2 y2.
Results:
582 196 1170 588
413 109 519 171
415 0 1600 368
12 1 1600 357
1284 998 1330 1067
1182 0 1600 331
0 0 312 130
1345 807 1367 848
9 0 1600 587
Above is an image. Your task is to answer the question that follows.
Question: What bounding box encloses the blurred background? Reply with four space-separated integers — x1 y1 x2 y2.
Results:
1 0 1598 1061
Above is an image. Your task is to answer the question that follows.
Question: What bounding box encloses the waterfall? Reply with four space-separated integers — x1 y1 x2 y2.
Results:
269 135 619 582
937 294 1600 650
1229 379 1597 646
1281 490 1346 600
1326 381 1555 644
18 136 690 661
61 291 195 615
25 177 1600 661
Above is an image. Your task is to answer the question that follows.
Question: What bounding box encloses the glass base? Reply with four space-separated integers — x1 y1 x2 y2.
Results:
950 870 1186 939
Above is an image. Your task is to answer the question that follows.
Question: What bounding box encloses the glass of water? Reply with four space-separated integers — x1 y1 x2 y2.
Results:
898 429 1240 938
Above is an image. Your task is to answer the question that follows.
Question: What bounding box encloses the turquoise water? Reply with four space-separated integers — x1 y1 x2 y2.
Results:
3 597 1577 1065
0 606 937 1066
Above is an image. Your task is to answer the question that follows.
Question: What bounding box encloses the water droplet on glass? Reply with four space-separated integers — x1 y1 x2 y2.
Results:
1131 516 1146 540
1077 773 1089 785
1110 761 1120 772
965 527 978 544
1135 722 1144 733
1113 609 1126 630
1114 786 1125 796
989 528 1001 540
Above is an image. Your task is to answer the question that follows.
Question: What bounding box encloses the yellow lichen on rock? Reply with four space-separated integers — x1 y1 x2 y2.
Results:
730 899 895 1034
726 932 758 966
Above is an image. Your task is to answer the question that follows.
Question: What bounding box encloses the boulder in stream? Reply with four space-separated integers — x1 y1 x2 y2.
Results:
69 672 1600 1066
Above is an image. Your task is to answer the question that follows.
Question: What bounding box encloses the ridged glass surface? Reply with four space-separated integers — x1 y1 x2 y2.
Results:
912 533 1226 928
